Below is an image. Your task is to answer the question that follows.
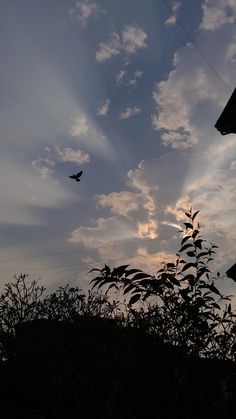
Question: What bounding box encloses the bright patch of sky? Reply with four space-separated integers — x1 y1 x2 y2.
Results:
1 0 236 298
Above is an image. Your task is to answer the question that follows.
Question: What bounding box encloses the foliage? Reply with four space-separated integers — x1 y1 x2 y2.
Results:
0 275 120 362
90 209 236 359
0 274 45 334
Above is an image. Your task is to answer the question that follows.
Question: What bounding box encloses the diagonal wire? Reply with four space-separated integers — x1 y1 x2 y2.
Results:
161 0 233 94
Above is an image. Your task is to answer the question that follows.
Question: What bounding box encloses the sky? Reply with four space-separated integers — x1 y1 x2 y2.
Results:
1 0 236 298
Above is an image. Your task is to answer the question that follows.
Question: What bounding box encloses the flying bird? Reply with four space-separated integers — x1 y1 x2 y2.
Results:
69 170 83 182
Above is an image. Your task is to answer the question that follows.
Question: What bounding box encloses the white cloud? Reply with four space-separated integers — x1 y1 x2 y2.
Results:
226 36 236 62
69 217 136 263
95 32 121 62
96 25 147 62
116 69 143 87
121 25 147 54
32 158 55 179
55 146 90 164
200 0 236 31
0 158 78 225
165 1 181 25
130 248 176 274
97 99 110 116
68 113 88 138
116 70 126 83
68 0 99 26
128 70 144 86
119 106 141 120
96 191 142 217
127 161 158 239
230 160 236 170
67 111 116 159
151 42 224 148
161 130 196 149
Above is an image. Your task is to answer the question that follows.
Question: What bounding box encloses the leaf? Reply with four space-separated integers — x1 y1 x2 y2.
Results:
197 251 209 258
166 263 176 269
125 269 142 277
184 223 193 230
132 272 152 281
143 291 152 301
212 302 221 310
90 276 105 288
181 262 197 272
123 284 135 295
112 265 129 278
185 212 192 219
195 239 203 249
102 265 110 275
192 210 200 221
180 243 193 252
181 235 191 245
129 294 141 306
183 274 196 287
207 284 221 296
186 251 196 257
167 275 180 286
192 229 199 239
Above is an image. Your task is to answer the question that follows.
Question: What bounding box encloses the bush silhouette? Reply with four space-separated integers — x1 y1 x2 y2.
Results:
91 208 236 360
0 210 236 418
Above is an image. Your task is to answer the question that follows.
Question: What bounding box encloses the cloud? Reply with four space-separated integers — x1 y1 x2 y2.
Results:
136 219 158 239
96 191 142 217
32 158 55 179
121 25 148 54
165 1 181 25
116 70 126 83
200 0 236 31
116 69 143 86
128 70 144 86
96 25 147 62
69 217 136 263
67 111 116 160
68 0 100 26
68 113 89 138
151 39 228 149
97 99 110 116
226 35 236 62
0 158 78 225
129 248 176 274
95 32 121 62
127 161 158 240
55 146 90 164
119 106 141 120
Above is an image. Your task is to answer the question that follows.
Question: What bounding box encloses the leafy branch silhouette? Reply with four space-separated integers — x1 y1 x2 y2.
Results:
90 209 236 359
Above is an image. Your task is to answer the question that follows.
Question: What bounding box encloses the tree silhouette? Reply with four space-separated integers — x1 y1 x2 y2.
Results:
91 209 236 360
0 210 236 418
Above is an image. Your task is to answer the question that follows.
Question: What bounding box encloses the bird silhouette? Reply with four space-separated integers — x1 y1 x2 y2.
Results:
69 170 83 182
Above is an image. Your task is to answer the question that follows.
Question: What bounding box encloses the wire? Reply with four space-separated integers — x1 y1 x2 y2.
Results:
161 0 233 94
0 245 174 275
0 236 158 263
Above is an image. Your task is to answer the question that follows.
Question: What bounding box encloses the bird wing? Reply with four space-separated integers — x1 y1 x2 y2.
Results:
69 175 76 179
75 170 83 178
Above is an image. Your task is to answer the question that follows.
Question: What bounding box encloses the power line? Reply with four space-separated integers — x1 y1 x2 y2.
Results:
0 236 158 263
161 0 233 94
0 246 174 275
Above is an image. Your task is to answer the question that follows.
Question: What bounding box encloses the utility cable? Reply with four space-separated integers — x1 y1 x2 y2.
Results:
161 0 233 94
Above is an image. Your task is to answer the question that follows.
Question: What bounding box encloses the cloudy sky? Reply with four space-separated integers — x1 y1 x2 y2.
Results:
1 0 236 296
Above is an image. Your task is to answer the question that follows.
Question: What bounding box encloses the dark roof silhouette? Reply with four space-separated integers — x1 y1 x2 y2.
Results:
215 88 236 135
69 170 83 182
226 263 236 281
